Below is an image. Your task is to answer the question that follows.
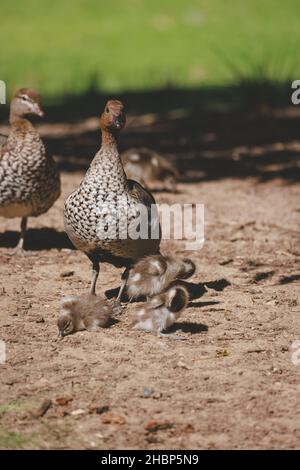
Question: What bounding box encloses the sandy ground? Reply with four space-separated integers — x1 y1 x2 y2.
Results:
0 112 300 449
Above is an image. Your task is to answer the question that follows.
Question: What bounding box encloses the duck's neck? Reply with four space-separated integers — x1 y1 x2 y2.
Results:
9 114 35 133
90 128 127 188
101 128 118 149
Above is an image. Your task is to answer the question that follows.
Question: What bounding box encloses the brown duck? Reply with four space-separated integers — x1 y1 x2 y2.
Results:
64 100 161 298
0 88 60 254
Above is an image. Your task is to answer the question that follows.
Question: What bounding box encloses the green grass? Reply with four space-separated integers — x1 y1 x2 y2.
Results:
1 0 300 98
0 429 32 449
0 401 41 449
0 400 34 415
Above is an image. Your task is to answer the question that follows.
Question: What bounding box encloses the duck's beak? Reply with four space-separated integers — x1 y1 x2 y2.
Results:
113 117 122 129
113 113 125 130
33 103 44 118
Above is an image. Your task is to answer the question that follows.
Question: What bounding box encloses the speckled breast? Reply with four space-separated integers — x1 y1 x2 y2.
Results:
64 182 160 262
0 134 60 218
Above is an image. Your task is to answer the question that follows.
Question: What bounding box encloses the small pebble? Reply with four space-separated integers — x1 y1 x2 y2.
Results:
71 409 86 416
143 387 155 398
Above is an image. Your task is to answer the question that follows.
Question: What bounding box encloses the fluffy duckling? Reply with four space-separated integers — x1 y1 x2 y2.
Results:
57 294 121 337
121 147 178 192
0 88 61 255
131 284 189 336
64 101 161 299
126 254 195 300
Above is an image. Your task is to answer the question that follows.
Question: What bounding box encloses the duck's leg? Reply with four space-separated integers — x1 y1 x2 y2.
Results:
116 267 129 302
89 256 100 296
10 217 27 256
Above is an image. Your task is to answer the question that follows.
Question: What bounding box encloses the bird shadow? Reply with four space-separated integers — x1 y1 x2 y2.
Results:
188 300 220 308
0 228 74 251
105 287 129 302
172 280 207 300
167 321 208 335
205 278 231 291
277 273 300 285
105 277 231 302
107 317 120 327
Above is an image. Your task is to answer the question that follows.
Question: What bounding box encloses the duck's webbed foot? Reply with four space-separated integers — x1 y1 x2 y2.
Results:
9 246 29 257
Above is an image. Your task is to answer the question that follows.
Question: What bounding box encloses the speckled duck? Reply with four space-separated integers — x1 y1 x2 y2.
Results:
64 100 161 298
0 88 61 254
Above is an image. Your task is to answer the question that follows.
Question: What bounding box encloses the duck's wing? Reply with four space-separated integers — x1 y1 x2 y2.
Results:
127 179 161 250
127 179 156 207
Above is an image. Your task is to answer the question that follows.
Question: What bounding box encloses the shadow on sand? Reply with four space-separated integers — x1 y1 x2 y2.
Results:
0 228 73 251
1 82 299 183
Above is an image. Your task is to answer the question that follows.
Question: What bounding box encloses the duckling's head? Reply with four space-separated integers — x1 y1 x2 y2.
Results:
57 313 75 337
165 285 189 313
178 259 196 279
100 100 126 133
11 88 44 118
57 296 78 337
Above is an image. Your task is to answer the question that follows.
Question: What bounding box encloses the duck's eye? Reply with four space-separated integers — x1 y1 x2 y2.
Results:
105 107 109 113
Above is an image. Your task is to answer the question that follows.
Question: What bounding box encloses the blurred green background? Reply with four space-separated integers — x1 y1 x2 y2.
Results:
1 0 299 99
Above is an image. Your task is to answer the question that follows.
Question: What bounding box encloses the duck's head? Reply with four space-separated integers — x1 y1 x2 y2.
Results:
166 285 189 313
57 295 78 337
179 259 196 279
100 100 126 133
10 88 44 118
57 313 75 337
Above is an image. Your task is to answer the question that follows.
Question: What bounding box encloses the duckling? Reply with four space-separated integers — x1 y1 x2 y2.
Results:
0 88 61 255
64 100 161 299
131 284 189 336
57 294 121 337
121 147 178 192
126 254 195 300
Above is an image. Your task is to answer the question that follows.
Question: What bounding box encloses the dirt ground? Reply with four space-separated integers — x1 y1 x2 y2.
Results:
0 107 300 450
